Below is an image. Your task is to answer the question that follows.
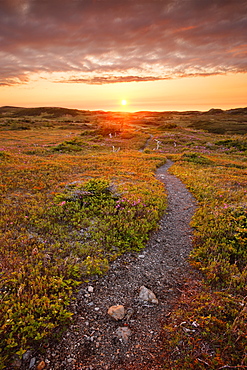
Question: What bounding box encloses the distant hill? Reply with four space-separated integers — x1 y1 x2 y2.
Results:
1 105 247 117
203 107 247 115
1 105 247 134
226 107 247 114
188 107 247 134
0 106 86 118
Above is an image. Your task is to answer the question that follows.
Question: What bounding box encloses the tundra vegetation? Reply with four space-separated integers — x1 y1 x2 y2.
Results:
0 106 246 368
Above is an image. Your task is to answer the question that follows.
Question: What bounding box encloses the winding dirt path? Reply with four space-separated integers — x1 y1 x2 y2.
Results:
34 160 197 370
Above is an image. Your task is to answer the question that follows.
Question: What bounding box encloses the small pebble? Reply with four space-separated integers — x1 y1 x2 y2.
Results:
108 305 125 320
29 357 36 368
37 360 46 370
22 350 32 361
67 358 74 363
115 326 132 343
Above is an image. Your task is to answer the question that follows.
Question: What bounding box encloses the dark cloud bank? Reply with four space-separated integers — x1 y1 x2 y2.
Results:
0 0 247 86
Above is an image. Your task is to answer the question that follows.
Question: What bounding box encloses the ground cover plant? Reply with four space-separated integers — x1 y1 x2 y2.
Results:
162 153 247 369
0 114 166 368
0 106 247 369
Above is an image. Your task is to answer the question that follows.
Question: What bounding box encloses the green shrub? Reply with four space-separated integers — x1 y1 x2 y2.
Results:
215 139 247 152
51 138 83 152
181 152 214 165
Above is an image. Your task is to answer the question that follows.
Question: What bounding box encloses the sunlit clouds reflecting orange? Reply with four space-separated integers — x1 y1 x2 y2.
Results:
0 0 246 111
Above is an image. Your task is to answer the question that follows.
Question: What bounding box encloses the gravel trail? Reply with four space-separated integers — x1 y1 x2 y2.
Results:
28 160 197 370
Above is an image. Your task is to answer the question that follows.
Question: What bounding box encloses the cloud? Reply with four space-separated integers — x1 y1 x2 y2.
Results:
57 75 166 85
0 0 247 86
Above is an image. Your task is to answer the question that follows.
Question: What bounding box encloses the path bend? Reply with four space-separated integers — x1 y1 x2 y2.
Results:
37 160 197 370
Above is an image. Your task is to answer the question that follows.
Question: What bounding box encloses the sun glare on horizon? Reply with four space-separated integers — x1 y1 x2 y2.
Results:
121 99 127 106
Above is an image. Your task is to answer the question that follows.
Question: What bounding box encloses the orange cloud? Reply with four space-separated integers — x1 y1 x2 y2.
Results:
0 0 247 86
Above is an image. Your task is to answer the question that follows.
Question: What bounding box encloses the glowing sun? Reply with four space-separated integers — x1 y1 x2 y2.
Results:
121 99 127 106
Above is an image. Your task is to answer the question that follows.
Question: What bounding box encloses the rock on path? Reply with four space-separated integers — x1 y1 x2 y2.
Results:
28 160 197 370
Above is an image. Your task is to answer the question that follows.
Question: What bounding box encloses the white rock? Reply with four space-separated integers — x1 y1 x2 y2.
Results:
29 357 36 368
88 286 94 293
22 350 32 361
139 286 159 304
115 326 132 343
67 357 75 363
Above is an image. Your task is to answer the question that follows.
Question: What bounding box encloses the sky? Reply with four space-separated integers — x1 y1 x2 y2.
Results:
0 0 247 112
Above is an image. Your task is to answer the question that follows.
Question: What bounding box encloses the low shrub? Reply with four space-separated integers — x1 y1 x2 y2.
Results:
0 142 167 367
181 152 214 165
215 139 247 152
163 158 247 368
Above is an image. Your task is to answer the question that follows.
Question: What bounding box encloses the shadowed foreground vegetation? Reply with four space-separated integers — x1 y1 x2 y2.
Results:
0 106 246 368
